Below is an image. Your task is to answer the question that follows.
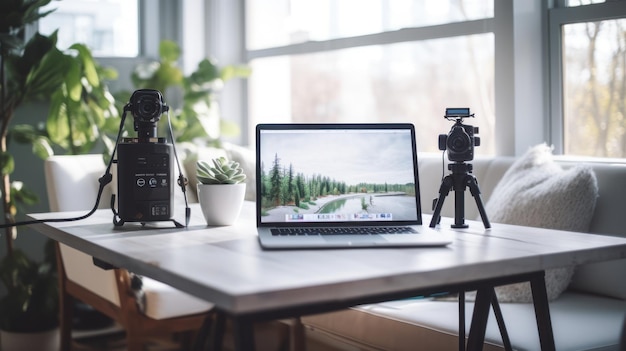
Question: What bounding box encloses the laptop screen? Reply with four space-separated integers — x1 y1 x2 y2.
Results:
256 124 422 226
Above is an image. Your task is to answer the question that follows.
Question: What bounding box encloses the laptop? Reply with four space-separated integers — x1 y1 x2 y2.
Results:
255 123 453 249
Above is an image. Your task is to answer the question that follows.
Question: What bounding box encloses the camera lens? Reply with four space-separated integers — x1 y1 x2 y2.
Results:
137 95 162 120
447 126 471 153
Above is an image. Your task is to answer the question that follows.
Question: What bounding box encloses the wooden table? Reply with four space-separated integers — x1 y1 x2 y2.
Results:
29 202 626 350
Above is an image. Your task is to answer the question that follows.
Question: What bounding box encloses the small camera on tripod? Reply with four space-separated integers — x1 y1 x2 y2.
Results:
115 89 175 224
430 107 490 229
438 108 480 162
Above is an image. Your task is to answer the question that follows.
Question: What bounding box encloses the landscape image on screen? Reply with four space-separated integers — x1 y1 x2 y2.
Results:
259 129 418 223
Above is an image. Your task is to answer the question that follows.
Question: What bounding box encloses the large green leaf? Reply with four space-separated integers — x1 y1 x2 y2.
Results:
9 124 38 143
23 6 56 28
188 59 220 87
46 89 70 146
24 45 72 98
64 59 82 102
32 137 53 160
70 43 100 88
159 40 181 63
0 152 15 175
3 0 56 29
17 32 57 79
99 66 118 81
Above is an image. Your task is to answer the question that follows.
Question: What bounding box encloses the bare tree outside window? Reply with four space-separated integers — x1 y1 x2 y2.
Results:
563 19 626 157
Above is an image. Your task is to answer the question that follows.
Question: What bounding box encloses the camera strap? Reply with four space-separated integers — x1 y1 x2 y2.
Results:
165 109 191 227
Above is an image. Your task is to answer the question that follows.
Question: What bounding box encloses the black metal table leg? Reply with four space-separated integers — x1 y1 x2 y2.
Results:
192 313 213 351
192 311 227 351
491 295 512 351
210 312 226 351
530 272 556 351
232 317 256 351
459 291 466 351
466 287 494 351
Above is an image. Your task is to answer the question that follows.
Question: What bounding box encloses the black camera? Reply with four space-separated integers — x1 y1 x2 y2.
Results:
129 89 167 139
438 108 480 163
116 89 174 224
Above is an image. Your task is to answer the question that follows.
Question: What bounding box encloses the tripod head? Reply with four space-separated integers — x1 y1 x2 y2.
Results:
448 162 473 175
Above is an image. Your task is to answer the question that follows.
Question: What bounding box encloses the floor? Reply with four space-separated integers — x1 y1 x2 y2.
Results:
69 321 351 351
73 332 179 351
72 324 361 351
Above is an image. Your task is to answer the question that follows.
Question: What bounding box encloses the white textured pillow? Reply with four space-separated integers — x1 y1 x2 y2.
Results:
485 143 598 303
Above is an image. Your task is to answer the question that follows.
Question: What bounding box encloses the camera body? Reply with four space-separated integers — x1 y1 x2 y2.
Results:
438 108 480 163
116 89 174 223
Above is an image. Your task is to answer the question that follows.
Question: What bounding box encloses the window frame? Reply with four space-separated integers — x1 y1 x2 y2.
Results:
548 0 626 154
238 1 529 155
218 1 626 159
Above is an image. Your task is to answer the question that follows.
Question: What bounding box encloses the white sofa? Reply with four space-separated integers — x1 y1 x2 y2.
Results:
299 152 626 351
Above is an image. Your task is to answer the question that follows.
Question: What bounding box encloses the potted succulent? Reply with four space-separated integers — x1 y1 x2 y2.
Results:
196 156 246 225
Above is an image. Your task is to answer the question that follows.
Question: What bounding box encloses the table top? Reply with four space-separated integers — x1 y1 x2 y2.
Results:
29 202 626 316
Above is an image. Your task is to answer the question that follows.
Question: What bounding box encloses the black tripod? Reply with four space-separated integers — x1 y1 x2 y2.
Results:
429 162 490 229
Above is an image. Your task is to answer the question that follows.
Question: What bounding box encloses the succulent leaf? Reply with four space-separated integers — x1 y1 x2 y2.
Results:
196 157 247 184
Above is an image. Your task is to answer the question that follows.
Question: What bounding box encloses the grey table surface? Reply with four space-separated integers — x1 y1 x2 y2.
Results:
29 202 626 316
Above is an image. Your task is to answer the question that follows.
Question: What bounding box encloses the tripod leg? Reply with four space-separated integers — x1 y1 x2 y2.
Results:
430 176 453 228
467 176 491 229
452 188 468 229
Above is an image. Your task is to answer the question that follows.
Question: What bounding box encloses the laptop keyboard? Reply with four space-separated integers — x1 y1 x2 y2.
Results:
270 226 417 236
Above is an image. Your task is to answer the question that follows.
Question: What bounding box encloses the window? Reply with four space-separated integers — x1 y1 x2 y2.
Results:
247 0 493 49
245 0 497 154
550 0 626 158
39 0 139 57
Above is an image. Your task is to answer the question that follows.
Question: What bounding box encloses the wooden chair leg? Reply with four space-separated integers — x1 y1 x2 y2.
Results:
126 333 144 351
56 243 73 351
59 293 73 351
287 317 306 351
125 322 146 351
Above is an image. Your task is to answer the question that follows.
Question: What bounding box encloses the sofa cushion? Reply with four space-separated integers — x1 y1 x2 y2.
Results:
303 291 626 351
141 277 214 320
483 144 598 302
567 161 626 300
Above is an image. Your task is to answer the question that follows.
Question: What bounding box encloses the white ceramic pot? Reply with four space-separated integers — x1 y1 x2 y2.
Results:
197 183 246 226
0 328 59 351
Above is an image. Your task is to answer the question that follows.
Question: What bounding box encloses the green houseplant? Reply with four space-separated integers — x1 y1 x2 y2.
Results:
0 242 57 333
0 0 70 240
126 40 250 145
0 0 119 343
196 157 247 225
1 0 116 234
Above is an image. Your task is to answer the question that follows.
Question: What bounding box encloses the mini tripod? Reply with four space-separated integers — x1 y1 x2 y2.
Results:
429 162 491 229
